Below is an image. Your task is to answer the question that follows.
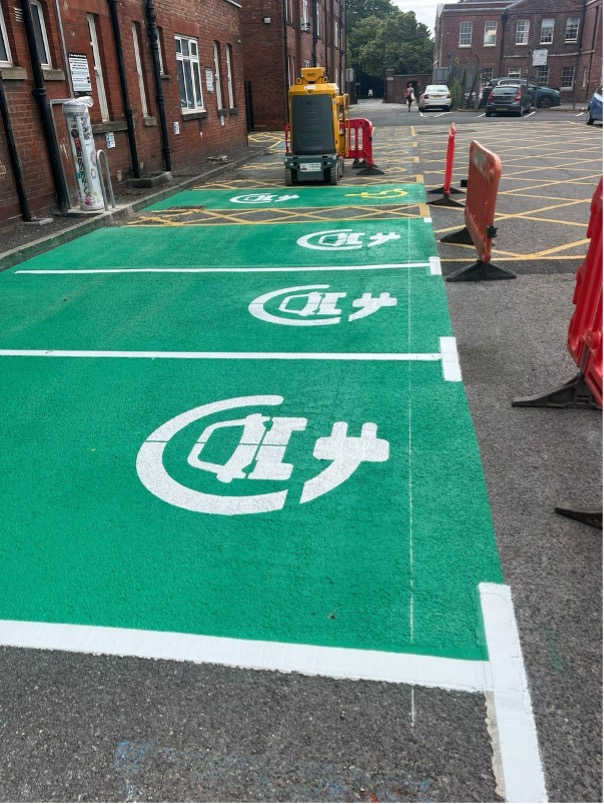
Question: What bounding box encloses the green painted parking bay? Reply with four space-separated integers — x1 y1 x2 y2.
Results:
145 183 426 211
0 268 450 354
15 219 436 271
0 356 501 660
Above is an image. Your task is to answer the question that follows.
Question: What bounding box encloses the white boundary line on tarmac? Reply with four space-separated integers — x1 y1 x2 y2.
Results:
0 583 546 802
15 262 435 275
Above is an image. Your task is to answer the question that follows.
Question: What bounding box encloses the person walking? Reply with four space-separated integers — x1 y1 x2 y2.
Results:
406 85 414 112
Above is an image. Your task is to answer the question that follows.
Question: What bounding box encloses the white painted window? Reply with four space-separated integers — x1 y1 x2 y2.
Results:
483 20 497 47
156 25 165 75
0 4 12 66
582 65 588 88
507 67 521 78
561 65 575 89
225 44 235 108
540 19 554 45
482 67 494 81
459 21 472 47
515 20 529 45
303 59 310 68
132 23 148 116
334 19 339 49
31 0 51 67
565 17 580 42
285 0 292 24
213 41 223 110
536 65 549 84
87 13 109 121
316 1 321 37
175 35 203 110
302 0 309 29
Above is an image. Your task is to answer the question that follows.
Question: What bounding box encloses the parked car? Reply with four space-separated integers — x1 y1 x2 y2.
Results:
485 83 532 117
481 78 560 108
587 87 603 125
419 85 451 111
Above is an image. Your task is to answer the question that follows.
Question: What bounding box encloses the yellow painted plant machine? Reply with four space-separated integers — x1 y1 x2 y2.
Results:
284 67 349 186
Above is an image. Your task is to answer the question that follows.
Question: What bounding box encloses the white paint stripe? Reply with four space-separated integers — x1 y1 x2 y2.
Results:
479 583 548 803
0 349 443 362
429 256 442 275
423 217 432 223
0 619 492 692
15 263 431 275
439 337 462 382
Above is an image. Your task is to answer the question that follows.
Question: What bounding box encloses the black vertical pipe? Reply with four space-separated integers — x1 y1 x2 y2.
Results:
19 0 69 212
282 0 290 123
106 0 141 178
312 0 317 66
144 0 171 171
0 71 32 220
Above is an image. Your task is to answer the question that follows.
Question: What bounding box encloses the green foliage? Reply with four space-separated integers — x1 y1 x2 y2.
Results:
345 0 393 29
449 79 463 109
347 7 434 82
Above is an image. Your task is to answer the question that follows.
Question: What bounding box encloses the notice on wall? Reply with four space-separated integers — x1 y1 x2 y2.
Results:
69 53 92 94
532 49 548 66
205 68 214 93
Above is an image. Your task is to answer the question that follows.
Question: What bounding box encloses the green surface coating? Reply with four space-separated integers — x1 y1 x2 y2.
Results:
13 219 436 270
145 184 426 210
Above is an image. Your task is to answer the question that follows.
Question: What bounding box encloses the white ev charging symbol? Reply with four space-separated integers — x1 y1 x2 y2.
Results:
137 395 389 516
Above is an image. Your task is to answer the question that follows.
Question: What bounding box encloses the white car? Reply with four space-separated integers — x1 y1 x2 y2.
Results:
419 85 452 111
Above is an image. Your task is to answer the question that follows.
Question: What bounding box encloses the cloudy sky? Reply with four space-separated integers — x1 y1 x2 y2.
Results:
392 0 440 34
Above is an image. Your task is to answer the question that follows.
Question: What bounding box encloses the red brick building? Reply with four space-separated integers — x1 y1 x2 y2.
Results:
241 0 346 130
0 0 247 226
434 0 602 104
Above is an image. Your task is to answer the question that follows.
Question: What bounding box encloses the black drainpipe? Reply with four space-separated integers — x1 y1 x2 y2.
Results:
144 0 171 172
498 12 508 77
19 0 69 212
0 70 32 220
107 0 141 178
312 0 317 66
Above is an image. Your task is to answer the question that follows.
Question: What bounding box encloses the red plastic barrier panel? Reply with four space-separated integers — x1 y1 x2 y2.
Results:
284 123 290 155
343 118 375 167
567 177 603 407
443 123 456 196
464 141 501 264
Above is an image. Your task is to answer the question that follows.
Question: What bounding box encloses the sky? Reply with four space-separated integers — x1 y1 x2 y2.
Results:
392 0 440 35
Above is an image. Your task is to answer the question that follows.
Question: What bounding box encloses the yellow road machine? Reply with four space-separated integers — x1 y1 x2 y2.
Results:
284 67 349 186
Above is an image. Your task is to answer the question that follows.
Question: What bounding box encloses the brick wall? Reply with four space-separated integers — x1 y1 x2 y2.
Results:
0 0 247 227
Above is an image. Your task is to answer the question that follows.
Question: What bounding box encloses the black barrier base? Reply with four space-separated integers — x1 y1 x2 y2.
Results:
428 185 465 195
446 259 517 282
429 195 465 208
555 503 603 530
357 165 385 176
512 372 600 409
440 226 473 245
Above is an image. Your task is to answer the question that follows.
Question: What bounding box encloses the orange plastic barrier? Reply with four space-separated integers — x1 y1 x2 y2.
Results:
443 140 515 281
567 178 603 407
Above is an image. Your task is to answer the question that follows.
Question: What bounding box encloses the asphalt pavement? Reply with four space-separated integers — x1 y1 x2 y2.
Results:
0 101 601 803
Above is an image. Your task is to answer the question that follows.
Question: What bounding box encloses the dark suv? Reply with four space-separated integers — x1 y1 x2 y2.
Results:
481 78 561 108
485 83 532 116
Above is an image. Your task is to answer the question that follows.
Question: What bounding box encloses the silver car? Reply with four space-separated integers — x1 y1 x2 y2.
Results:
419 85 452 111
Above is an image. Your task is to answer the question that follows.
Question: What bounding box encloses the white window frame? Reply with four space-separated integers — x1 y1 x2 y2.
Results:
536 65 549 85
540 19 554 45
315 1 321 37
334 19 339 49
565 17 580 42
175 34 204 110
507 67 521 78
459 21 472 47
302 0 309 28
515 19 529 45
156 26 165 76
132 22 148 117
482 67 494 81
31 0 51 67
0 5 12 66
213 41 223 110
87 14 109 121
225 43 235 109
483 20 497 47
561 65 575 89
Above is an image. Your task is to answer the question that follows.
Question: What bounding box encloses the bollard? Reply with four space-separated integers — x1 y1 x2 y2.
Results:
428 123 465 207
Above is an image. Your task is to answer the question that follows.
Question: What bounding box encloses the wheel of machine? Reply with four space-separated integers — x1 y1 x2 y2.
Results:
587 112 595 125
338 157 344 178
328 165 338 185
285 168 297 186
538 96 553 108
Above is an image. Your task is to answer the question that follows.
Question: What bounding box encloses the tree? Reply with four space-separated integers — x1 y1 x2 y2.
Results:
348 10 433 80
345 0 393 29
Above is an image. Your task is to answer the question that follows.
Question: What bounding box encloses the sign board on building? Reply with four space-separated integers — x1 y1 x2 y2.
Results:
532 49 548 66
68 53 92 94
105 132 115 149
205 68 214 93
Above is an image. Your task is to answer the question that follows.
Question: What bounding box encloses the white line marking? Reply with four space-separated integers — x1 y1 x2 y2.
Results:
439 337 462 381
0 349 443 361
429 256 442 275
0 619 492 691
479 583 548 803
525 111 536 118
574 112 585 117
15 263 432 275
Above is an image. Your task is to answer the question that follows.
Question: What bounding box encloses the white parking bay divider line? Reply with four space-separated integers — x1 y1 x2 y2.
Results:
15 262 433 275
0 341 462 382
